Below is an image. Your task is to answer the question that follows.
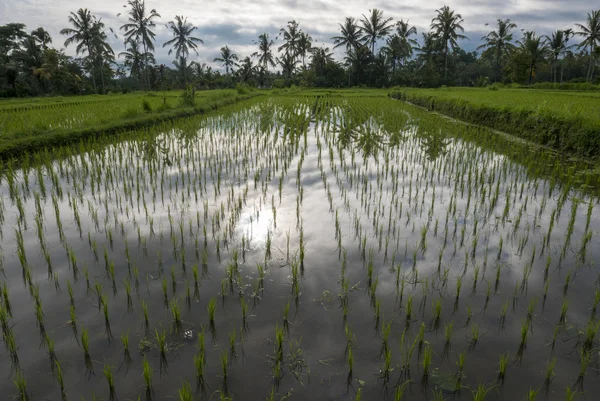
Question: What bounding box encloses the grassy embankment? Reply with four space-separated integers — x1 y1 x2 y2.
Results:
390 87 600 159
0 89 259 160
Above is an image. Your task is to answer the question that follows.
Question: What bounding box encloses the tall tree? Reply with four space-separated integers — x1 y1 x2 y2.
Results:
545 30 573 82
252 33 276 72
575 10 600 82
297 32 313 68
163 16 203 85
332 17 362 86
517 31 549 84
360 9 394 54
214 45 238 75
477 19 517 82
60 8 100 93
31 28 52 50
90 20 114 94
278 21 301 63
119 39 154 87
345 44 372 85
332 17 361 52
430 5 468 79
395 19 418 66
277 51 298 80
120 0 161 90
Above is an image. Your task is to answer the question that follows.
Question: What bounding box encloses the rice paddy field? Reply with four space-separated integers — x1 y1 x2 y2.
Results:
398 87 600 126
0 89 238 142
1 92 599 401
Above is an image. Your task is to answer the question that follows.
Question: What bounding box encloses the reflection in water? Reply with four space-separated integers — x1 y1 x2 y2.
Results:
0 96 598 401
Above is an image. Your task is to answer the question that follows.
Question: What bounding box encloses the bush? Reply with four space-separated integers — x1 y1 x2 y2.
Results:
273 79 285 89
235 83 252 95
142 99 152 113
180 84 196 107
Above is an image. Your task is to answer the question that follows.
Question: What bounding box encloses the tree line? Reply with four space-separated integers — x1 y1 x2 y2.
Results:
0 0 598 97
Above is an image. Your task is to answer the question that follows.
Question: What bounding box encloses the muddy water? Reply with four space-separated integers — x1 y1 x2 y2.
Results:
0 96 599 401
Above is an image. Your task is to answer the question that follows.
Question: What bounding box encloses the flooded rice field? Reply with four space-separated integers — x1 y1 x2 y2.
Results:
0 94 599 401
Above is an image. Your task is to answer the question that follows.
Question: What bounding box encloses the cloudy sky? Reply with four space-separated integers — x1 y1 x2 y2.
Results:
0 0 593 72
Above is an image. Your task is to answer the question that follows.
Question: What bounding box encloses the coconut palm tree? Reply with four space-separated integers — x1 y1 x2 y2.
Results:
545 30 574 82
575 10 600 82
253 33 276 72
360 9 394 54
382 35 403 74
345 44 372 85
477 19 517 82
517 31 549 84
89 20 114 94
395 20 418 66
430 5 468 79
214 45 238 75
120 0 161 90
237 56 256 83
31 27 52 50
297 32 313 68
332 17 361 52
310 46 335 76
163 15 202 85
119 39 154 87
277 51 298 80
278 20 301 63
60 8 99 92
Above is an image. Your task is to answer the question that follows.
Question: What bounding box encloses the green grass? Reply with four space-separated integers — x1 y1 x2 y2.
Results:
0 90 259 161
392 87 600 158
397 87 600 125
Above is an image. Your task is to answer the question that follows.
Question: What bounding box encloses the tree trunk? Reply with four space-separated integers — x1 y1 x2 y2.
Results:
444 43 448 80
589 44 594 82
143 43 150 91
529 64 534 85
100 63 106 94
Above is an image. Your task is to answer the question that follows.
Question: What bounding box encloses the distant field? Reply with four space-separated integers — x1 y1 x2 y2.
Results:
399 87 600 126
0 89 239 141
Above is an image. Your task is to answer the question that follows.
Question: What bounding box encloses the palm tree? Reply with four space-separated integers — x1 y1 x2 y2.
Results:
278 20 301 63
360 9 394 54
297 32 313 68
60 9 99 92
430 5 468 79
237 56 256 83
120 0 161 90
31 27 52 50
332 17 361 52
345 44 372 85
517 31 549 84
90 20 114 94
277 51 298 80
163 15 203 85
253 33 276 72
214 46 238 75
395 20 418 66
545 30 573 82
382 35 403 74
477 19 517 82
575 10 600 82
119 38 155 87
310 46 334 76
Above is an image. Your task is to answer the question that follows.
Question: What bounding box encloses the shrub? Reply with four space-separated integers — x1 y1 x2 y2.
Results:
180 84 196 107
142 99 152 113
236 83 252 95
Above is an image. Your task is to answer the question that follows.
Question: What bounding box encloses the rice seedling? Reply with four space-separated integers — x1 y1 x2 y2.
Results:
220 351 229 392
122 332 132 370
470 383 495 401
55 360 67 401
545 356 556 388
468 324 481 350
456 350 466 390
141 300 149 334
516 320 529 363
14 370 29 401
102 294 112 341
229 328 237 361
143 356 154 400
526 387 539 401
497 352 509 384
103 364 116 401
193 350 206 392
170 298 182 334
155 329 168 373
421 343 433 380
559 298 569 325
